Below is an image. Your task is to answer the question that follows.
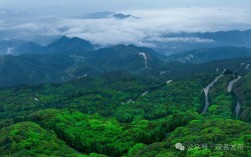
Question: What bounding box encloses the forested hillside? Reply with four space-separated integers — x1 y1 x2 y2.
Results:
1 37 251 88
0 56 250 156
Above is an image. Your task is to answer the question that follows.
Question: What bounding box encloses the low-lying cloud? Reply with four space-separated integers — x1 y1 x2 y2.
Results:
146 37 215 43
1 7 251 47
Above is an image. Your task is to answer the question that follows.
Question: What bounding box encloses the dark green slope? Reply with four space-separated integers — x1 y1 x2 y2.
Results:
0 54 250 89
85 44 163 72
234 73 251 122
0 54 78 88
0 72 147 121
0 42 165 88
1 36 251 89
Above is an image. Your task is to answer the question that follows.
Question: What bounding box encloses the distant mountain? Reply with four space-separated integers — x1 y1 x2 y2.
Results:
192 30 251 47
1 35 251 88
0 41 47 55
48 37 94 54
74 12 133 20
169 47 251 63
112 13 132 19
0 36 94 55
85 44 162 72
13 42 48 55
0 40 23 55
1 51 250 88
0 54 74 87
0 44 163 88
74 12 114 19
3 29 251 57
153 30 251 55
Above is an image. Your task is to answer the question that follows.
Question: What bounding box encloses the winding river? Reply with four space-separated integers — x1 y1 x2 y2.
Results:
227 76 241 92
227 76 242 118
235 101 241 119
201 69 225 114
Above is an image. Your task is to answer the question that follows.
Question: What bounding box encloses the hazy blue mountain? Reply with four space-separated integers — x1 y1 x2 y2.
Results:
48 36 94 54
74 12 114 19
0 40 24 55
169 47 251 63
0 44 163 88
74 12 133 19
112 13 132 19
1 35 251 88
0 41 48 55
0 54 74 87
85 44 163 72
0 36 94 55
2 29 251 56
13 42 49 55
191 30 251 47
153 29 251 55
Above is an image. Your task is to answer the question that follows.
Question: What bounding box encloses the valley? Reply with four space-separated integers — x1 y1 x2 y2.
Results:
0 37 250 156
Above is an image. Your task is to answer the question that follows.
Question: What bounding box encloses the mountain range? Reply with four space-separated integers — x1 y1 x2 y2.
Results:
2 29 251 56
170 47 251 63
0 35 251 88
154 29 251 55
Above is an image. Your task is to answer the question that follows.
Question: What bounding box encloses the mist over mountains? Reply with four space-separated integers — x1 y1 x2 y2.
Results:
1 8 251 88
1 29 251 56
1 7 251 49
0 35 250 88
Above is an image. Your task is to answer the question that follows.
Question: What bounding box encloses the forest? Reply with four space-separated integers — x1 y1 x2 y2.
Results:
0 56 251 156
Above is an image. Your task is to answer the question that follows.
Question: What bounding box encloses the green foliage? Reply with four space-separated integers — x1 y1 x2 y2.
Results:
186 148 211 157
0 61 250 156
203 74 237 119
128 143 146 157
0 73 147 122
28 109 194 156
0 122 78 157
207 94 233 118
134 119 251 157
234 72 251 122
0 72 208 125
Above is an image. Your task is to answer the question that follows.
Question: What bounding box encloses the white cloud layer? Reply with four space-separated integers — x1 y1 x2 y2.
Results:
59 7 251 46
1 7 251 46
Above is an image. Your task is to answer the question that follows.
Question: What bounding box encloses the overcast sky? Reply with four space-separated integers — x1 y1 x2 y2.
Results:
1 0 251 46
1 0 251 13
